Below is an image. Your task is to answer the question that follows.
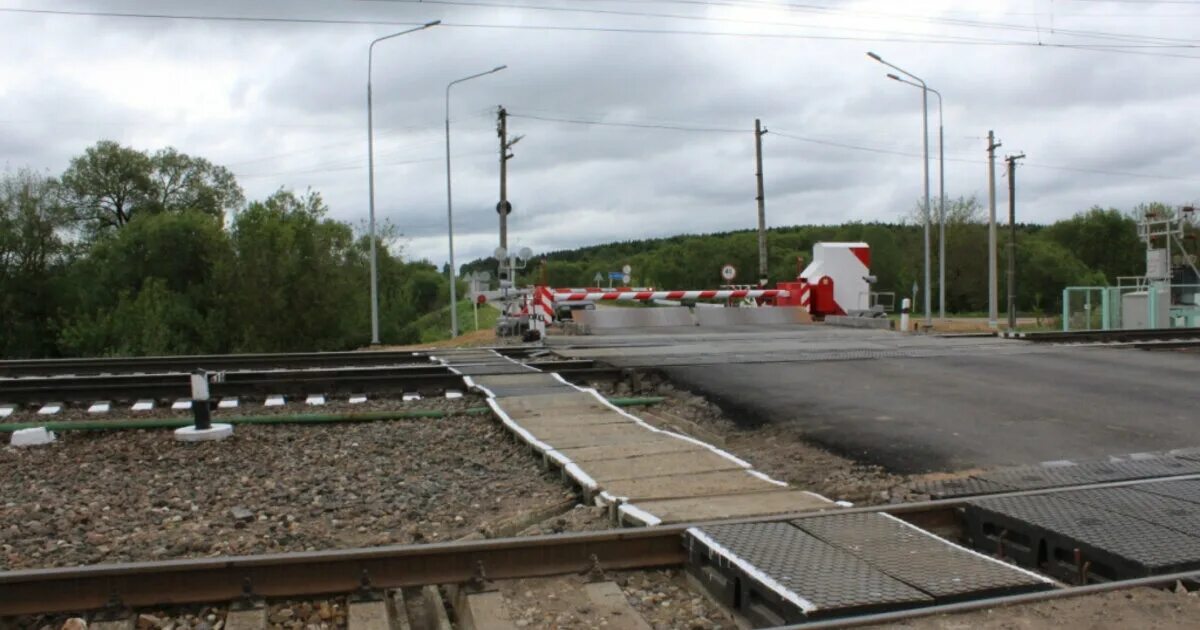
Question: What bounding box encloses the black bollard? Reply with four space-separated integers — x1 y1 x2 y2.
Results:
190 369 211 431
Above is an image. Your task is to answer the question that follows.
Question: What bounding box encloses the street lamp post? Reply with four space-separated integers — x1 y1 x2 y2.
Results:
868 51 932 327
445 65 507 338
886 73 946 320
366 20 439 346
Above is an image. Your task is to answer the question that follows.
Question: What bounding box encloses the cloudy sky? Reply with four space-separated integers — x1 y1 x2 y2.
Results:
3 0 1199 266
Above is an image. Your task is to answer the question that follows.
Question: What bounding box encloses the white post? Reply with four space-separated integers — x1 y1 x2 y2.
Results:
900 297 911 333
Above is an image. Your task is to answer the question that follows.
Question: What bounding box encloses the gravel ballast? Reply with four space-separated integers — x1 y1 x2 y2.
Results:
0 414 575 570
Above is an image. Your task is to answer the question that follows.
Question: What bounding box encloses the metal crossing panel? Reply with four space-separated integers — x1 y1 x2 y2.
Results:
1134 478 1200 505
1058 486 1200 539
974 457 1200 492
686 522 931 625
793 512 1054 602
965 493 1200 583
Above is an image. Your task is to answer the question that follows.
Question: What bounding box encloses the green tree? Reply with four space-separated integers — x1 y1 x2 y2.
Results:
60 140 153 232
60 141 244 235
0 169 74 357
147 147 244 220
222 189 362 352
58 210 231 356
1043 207 1141 283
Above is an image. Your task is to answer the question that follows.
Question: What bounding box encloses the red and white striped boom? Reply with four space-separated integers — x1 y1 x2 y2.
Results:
555 289 790 302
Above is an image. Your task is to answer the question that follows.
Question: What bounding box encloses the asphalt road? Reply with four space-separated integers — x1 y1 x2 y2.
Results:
662 346 1200 474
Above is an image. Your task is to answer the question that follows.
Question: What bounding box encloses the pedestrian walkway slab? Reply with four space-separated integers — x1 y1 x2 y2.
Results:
454 347 843 526
514 411 635 431
555 439 700 463
583 449 747 483
601 469 786 503
621 490 834 526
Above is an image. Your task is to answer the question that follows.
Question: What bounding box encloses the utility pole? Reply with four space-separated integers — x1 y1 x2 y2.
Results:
1005 152 1025 331
755 119 768 287
497 106 521 252
987 131 1001 330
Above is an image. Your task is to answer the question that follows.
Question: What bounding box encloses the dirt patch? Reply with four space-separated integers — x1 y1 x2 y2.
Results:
517 503 612 536
877 586 1200 629
588 376 909 505
497 569 733 629
0 415 573 570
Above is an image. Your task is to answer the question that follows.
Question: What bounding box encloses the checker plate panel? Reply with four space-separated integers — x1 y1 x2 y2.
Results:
1134 479 1200 505
968 493 1200 572
975 457 1200 491
1059 486 1200 537
689 522 931 617
792 512 1052 601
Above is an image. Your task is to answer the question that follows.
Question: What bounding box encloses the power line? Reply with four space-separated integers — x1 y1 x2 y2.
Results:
3 6 1199 57
577 0 1200 47
507 113 742 133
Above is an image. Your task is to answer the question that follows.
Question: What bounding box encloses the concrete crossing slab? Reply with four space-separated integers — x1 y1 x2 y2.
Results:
622 489 834 525
555 439 700 463
516 412 636 431
582 450 747 483
493 392 611 418
601 469 785 502
533 423 661 449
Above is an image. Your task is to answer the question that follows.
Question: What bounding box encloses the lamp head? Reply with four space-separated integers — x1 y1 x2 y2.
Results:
424 20 441 28
887 73 901 81
867 51 882 61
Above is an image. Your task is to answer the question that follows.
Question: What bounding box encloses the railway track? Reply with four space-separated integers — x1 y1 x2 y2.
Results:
0 347 546 378
4 479 1200 627
0 361 628 407
1005 327 1200 344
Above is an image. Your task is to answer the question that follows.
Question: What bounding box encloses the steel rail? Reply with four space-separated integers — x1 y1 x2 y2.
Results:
0 350 432 377
0 528 685 615
0 363 619 405
0 348 553 378
5 472 1200 616
1007 327 1200 344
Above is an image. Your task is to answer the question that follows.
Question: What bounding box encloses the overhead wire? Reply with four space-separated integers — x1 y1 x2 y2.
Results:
508 111 1200 182
2 6 1199 57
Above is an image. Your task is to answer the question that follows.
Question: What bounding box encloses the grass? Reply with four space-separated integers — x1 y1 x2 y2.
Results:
405 300 501 344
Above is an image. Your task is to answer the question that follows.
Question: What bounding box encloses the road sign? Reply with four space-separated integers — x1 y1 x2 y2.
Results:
609 272 624 280
594 272 604 284
621 273 631 284
622 264 632 275
721 264 737 282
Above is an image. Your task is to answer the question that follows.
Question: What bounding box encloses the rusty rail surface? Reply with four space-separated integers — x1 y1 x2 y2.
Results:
0 528 685 615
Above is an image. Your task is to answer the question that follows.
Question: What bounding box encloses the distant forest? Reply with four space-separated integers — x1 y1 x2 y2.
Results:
466 197 1173 316
2 141 1181 359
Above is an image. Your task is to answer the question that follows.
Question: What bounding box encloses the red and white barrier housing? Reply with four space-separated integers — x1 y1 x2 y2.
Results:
529 242 872 326
554 289 790 302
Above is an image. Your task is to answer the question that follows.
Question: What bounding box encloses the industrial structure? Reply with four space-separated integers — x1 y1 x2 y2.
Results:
1062 206 1200 331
